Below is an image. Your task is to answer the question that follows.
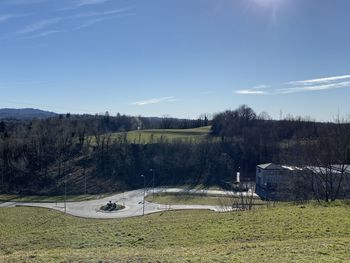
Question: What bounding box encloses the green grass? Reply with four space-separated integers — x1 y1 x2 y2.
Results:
103 126 213 144
146 192 265 206
0 193 109 203
1 202 350 262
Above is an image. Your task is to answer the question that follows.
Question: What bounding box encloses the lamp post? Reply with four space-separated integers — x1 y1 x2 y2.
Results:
64 173 72 214
141 174 146 216
64 173 67 214
150 168 155 198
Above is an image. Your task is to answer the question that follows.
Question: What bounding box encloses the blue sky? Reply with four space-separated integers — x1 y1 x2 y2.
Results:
1 0 350 120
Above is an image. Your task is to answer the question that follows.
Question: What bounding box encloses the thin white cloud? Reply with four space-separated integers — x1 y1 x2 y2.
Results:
0 13 29 23
237 74 350 95
132 97 176 106
250 84 269 90
75 17 115 30
0 14 17 23
3 2 133 40
60 0 112 10
75 17 107 29
16 18 61 34
14 9 133 38
75 0 111 7
20 30 61 39
235 90 267 95
75 13 135 30
288 74 350 85
278 81 350 94
2 0 49 5
74 7 134 18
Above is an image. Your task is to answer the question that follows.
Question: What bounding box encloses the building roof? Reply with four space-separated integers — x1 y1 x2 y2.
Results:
306 165 350 174
331 165 350 172
257 163 303 171
257 163 284 170
258 163 350 173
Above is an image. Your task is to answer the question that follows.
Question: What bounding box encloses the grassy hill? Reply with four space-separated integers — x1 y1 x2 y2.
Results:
1 202 349 262
103 126 212 144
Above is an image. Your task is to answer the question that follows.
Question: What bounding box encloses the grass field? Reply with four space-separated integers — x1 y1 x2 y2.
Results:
1 202 349 262
105 126 212 144
146 192 265 206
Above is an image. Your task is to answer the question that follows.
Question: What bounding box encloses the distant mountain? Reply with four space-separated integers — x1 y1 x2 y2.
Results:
0 108 58 120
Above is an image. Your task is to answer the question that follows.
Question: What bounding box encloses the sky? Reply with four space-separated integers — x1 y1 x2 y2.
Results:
1 0 350 120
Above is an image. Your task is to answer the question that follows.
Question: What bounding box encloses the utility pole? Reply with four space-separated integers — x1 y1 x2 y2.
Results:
141 174 146 216
64 172 71 214
84 170 87 195
150 168 155 198
64 172 67 214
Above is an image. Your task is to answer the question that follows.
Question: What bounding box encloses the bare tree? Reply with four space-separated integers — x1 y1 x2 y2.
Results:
300 120 350 202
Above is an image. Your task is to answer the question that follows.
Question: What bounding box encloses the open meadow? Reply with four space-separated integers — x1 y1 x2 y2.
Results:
1 202 349 262
100 126 213 144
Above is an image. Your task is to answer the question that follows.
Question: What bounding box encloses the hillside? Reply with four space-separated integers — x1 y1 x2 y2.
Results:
1 203 349 262
1 105 349 196
0 108 57 119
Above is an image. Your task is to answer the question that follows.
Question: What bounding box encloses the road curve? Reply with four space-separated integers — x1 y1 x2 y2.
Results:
0 188 257 219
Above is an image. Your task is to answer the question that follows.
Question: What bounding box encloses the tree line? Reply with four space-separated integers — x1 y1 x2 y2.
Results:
0 113 209 194
1 106 349 201
212 105 350 201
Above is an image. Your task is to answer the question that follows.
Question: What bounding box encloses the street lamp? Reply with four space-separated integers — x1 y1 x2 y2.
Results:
64 173 72 214
150 168 155 198
141 174 146 216
64 173 67 214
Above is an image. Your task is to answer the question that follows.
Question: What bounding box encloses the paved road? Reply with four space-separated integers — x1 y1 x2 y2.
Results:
0 188 257 219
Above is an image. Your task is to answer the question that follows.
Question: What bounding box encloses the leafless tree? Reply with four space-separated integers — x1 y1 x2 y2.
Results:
299 119 350 202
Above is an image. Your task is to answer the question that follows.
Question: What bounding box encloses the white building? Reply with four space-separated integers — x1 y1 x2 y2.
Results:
255 163 350 201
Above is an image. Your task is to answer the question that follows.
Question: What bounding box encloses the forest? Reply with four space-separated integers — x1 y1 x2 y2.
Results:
1 105 349 197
